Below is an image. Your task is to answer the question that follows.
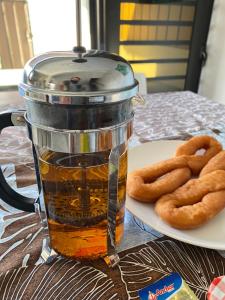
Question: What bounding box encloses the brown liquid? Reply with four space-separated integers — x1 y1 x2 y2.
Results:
39 147 127 259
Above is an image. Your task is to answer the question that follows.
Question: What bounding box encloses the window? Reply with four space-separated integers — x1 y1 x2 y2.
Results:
119 1 196 92
102 0 213 93
0 0 91 90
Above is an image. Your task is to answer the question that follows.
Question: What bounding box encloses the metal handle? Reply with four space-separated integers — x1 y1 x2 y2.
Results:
104 145 121 267
0 110 35 212
131 94 146 106
200 46 208 67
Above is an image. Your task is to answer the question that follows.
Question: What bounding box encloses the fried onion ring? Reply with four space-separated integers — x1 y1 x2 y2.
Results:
127 136 222 203
200 150 225 176
155 170 225 229
175 135 222 175
127 156 191 202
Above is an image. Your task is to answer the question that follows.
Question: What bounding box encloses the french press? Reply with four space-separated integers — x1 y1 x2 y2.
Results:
0 50 138 267
0 0 139 266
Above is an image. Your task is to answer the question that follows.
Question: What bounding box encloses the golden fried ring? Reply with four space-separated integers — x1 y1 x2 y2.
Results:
127 136 222 203
127 156 192 203
155 170 225 229
175 135 222 175
200 150 225 176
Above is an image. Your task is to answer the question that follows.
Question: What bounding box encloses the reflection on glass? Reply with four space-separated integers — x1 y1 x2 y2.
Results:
132 63 187 78
147 79 185 93
120 25 192 41
120 45 189 60
119 2 195 93
120 3 195 22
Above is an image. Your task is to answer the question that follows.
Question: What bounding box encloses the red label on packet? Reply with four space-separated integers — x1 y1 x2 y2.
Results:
138 273 198 300
207 276 225 299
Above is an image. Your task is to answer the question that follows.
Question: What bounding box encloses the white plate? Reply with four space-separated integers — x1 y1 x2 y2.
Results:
126 140 225 250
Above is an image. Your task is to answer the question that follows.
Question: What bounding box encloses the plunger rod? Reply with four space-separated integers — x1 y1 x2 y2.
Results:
76 0 82 47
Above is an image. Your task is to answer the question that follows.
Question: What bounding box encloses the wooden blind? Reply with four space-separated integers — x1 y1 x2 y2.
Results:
0 0 33 69
119 0 196 92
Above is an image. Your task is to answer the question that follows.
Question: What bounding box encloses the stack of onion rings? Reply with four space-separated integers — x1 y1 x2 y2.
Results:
127 135 222 203
155 170 225 229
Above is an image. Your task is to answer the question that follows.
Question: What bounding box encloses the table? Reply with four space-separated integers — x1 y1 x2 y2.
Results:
1 91 225 299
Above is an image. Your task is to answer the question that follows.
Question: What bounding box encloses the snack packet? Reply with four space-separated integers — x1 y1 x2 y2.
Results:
207 276 225 299
138 272 198 300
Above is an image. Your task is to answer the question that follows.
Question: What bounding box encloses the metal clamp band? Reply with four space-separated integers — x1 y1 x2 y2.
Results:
26 114 133 154
19 83 139 105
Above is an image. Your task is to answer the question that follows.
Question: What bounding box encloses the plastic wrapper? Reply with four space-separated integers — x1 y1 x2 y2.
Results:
138 272 198 300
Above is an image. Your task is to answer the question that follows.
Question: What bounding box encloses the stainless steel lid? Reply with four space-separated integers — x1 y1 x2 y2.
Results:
19 50 138 105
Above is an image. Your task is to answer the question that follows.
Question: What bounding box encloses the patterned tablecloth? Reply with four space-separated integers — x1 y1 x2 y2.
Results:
1 91 225 299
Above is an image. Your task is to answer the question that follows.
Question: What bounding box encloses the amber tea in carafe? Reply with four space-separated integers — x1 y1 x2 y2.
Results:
39 146 127 259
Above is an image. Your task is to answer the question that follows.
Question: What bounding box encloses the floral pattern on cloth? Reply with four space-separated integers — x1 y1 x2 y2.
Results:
118 239 225 300
133 91 225 143
0 238 225 300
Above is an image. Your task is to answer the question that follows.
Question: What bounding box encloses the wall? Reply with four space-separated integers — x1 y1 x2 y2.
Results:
198 0 225 104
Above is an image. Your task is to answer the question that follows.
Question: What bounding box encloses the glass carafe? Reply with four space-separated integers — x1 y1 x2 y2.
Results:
0 49 138 267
